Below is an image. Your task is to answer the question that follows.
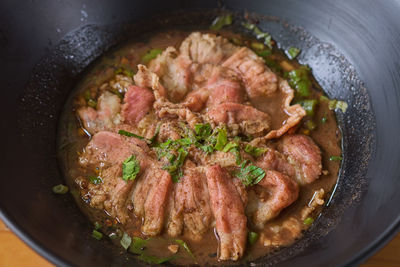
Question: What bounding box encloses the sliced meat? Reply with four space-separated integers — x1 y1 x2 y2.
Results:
148 47 192 102
122 85 155 124
164 184 184 237
222 47 278 99
281 134 322 184
78 91 122 134
79 131 149 223
155 100 203 128
184 65 243 112
79 131 148 166
131 166 172 236
256 148 296 179
134 64 167 99
246 170 299 228
184 87 210 112
179 32 238 65
206 165 247 261
207 102 271 136
178 168 213 240
142 170 172 235
265 80 306 139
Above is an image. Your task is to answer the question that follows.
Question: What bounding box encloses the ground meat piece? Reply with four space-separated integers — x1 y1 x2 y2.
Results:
122 85 155 125
281 134 322 184
246 170 299 228
77 91 122 134
207 102 271 136
222 47 278 99
206 165 247 261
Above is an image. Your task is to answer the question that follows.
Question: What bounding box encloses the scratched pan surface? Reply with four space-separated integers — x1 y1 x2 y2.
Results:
0 0 399 266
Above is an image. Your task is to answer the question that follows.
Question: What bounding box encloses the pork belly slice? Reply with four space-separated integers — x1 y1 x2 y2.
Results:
265 80 306 139
207 102 271 136
121 85 155 125
79 131 149 223
206 165 247 261
77 91 122 134
246 170 299 228
281 134 322 184
222 47 278 99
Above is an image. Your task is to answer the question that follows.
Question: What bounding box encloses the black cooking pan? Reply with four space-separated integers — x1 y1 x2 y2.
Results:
1 0 399 266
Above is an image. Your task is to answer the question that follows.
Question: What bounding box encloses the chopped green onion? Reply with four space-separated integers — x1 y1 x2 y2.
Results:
255 49 272 58
287 47 301 59
248 231 259 245
129 237 147 254
115 67 135 77
329 156 343 161
230 37 243 46
89 176 102 185
303 217 314 226
214 128 228 151
304 120 317 131
142 49 163 63
288 66 312 97
195 123 213 141
87 99 97 108
92 230 103 240
118 129 145 140
138 254 174 264
327 99 348 113
122 155 140 181
94 221 102 230
210 14 233 30
222 141 239 153
244 144 268 157
149 124 161 145
241 21 255 31
175 239 196 261
52 184 69 194
250 41 265 51
236 161 266 186
120 232 132 250
108 232 118 239
297 99 318 116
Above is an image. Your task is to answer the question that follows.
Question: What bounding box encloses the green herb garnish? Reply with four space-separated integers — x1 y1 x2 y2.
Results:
175 239 196 261
92 230 103 240
138 254 174 264
162 147 189 183
329 156 343 161
118 129 145 140
248 231 259 245
297 99 318 117
195 123 213 140
303 217 314 226
89 176 102 185
142 49 163 63
329 99 348 113
115 67 135 77
236 160 265 186
210 14 233 30
129 237 147 254
288 66 312 97
94 221 102 230
287 47 301 59
122 155 140 181
52 184 69 194
120 232 132 250
244 144 268 157
214 128 228 151
242 22 273 48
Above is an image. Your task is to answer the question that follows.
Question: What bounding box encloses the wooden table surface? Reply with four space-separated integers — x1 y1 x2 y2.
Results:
1 219 399 266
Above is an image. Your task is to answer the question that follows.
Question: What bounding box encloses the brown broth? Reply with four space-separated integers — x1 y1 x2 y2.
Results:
58 29 342 266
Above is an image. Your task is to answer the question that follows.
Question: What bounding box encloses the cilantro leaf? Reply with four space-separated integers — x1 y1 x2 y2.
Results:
195 123 213 141
214 128 228 151
122 155 140 181
236 160 265 186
